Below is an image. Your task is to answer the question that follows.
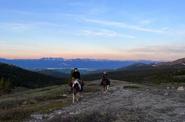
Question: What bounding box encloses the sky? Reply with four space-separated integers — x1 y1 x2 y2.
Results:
0 0 185 61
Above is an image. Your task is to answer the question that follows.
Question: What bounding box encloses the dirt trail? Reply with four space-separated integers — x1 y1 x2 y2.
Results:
29 80 185 122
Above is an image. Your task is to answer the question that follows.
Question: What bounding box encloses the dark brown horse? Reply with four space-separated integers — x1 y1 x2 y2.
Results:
100 78 110 93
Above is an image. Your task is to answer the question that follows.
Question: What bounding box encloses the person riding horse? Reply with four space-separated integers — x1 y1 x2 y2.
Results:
70 68 84 103
70 68 84 91
100 72 110 93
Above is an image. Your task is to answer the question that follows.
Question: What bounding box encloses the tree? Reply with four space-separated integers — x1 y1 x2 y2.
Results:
0 77 11 93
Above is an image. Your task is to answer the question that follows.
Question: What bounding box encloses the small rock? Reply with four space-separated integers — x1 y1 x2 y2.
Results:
164 92 168 96
177 86 184 91
57 111 62 114
30 99 37 104
22 101 28 105
62 94 67 97
166 86 170 90
48 114 55 120
31 114 44 120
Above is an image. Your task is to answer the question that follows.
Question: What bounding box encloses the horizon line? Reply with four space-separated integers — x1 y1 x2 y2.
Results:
0 56 179 62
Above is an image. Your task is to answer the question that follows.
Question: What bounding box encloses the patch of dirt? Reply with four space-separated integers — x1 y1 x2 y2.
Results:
28 80 185 122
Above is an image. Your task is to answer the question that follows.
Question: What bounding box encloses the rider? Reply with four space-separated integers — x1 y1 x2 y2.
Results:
70 68 84 92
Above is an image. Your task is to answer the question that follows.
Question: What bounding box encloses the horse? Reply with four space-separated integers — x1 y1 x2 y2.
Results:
71 79 82 103
100 78 110 93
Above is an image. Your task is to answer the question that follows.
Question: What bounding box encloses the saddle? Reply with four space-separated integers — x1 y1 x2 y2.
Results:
101 78 110 86
72 79 81 90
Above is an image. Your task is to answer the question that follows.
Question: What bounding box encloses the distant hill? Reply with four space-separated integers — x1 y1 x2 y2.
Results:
83 57 185 83
157 58 185 66
117 63 155 71
0 58 156 70
0 62 66 92
171 58 185 65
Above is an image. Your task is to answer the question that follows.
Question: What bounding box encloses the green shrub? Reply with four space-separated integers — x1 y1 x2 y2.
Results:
0 77 11 94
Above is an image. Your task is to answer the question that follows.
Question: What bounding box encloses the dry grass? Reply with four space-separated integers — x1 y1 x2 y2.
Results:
0 81 101 122
0 84 71 122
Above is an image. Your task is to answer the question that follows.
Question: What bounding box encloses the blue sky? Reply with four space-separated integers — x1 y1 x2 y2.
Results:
0 0 185 60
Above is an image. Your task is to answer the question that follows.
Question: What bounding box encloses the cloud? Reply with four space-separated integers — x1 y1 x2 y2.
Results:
80 29 135 38
0 21 64 32
0 23 33 32
81 29 116 37
170 29 185 36
139 19 153 25
84 18 167 33
129 45 185 53
125 45 185 61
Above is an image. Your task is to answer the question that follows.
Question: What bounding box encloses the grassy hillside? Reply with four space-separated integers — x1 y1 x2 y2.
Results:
0 85 70 122
0 62 67 94
38 69 69 78
110 66 185 83
83 64 185 84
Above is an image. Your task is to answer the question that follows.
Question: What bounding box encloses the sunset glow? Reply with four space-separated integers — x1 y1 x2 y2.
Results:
0 0 185 61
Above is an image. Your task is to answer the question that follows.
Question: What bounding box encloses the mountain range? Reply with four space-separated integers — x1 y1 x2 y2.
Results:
0 58 156 70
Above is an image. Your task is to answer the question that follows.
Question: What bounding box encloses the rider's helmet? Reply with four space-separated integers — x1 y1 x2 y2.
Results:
74 68 78 72
103 72 107 75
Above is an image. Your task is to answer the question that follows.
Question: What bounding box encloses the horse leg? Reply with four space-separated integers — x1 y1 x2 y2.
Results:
72 92 75 103
107 85 109 91
77 90 81 102
76 92 79 102
103 86 106 93
102 86 105 93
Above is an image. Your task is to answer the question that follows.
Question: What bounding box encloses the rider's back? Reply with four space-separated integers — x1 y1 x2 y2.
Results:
101 73 110 85
71 70 81 80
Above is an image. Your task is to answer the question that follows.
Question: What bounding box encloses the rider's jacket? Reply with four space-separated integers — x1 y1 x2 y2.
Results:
71 70 81 80
101 74 110 85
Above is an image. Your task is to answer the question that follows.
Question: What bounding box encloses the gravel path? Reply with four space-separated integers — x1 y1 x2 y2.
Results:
29 80 185 122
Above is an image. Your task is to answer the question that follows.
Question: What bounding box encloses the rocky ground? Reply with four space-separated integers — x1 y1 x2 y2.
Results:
28 80 185 122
